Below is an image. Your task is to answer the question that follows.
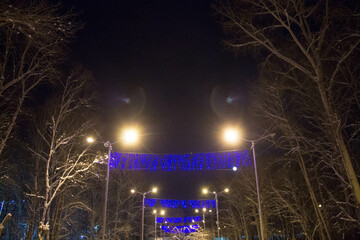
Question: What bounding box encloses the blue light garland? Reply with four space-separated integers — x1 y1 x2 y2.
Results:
161 225 199 234
109 150 251 171
145 198 157 207
145 198 216 209
156 216 202 224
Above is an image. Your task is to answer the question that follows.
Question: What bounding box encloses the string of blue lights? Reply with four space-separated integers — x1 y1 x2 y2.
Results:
161 225 199 234
109 150 251 171
145 198 216 209
156 216 202 224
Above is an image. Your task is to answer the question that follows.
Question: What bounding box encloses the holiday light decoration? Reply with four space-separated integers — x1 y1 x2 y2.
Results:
161 224 199 234
145 198 157 207
145 198 216 209
156 216 202 224
109 150 251 171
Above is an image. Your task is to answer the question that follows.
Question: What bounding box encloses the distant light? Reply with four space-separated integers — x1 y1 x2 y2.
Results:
202 208 207 212
160 210 165 215
195 209 199 213
87 137 94 143
232 166 238 171
153 210 157 214
209 209 212 213
202 188 208 194
130 189 135 194
152 188 158 193
319 204 322 208
224 188 229 193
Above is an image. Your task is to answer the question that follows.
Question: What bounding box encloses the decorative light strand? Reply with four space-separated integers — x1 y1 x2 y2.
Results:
109 150 251 171
145 198 216 209
156 216 202 224
161 225 199 234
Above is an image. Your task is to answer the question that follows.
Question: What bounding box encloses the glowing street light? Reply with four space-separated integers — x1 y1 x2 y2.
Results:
121 128 139 145
202 188 229 240
153 209 165 240
131 188 158 240
222 127 274 240
87 126 143 240
223 128 240 145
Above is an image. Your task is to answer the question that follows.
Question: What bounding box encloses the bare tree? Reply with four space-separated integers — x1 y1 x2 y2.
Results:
0 1 80 159
26 68 97 240
215 0 360 203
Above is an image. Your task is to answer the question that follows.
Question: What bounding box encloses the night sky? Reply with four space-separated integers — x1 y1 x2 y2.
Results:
63 0 257 199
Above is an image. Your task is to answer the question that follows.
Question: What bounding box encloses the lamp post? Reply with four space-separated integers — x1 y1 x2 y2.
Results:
87 127 140 240
202 188 229 240
102 141 112 240
153 209 165 240
223 128 274 240
131 188 158 240
198 207 211 230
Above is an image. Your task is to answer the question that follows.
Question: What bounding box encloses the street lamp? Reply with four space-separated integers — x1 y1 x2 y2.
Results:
222 128 274 240
87 127 140 240
202 188 229 240
153 209 165 240
202 208 208 229
131 188 158 240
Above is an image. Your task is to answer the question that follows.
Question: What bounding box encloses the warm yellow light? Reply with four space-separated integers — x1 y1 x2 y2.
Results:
122 128 139 145
160 210 165 215
209 209 212 213
202 188 208 194
152 187 158 193
130 189 135 194
202 207 207 212
87 137 95 143
224 188 229 193
153 210 157 214
224 128 240 145
195 209 199 213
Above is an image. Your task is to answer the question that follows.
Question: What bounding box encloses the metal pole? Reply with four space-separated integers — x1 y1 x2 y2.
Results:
102 142 112 240
154 212 157 240
203 212 206 229
141 193 145 240
215 192 220 240
252 140 264 240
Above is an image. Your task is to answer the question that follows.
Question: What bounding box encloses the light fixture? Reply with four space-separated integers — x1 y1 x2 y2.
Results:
202 188 208 194
223 128 240 145
152 187 158 193
130 189 135 194
87 137 95 143
122 128 139 145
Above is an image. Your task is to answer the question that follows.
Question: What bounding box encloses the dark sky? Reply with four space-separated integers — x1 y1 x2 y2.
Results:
62 0 257 198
